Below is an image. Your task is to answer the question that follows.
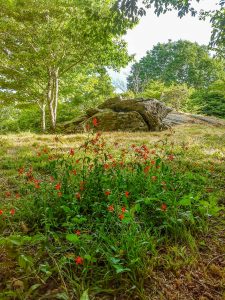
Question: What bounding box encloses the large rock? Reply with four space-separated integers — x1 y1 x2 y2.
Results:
61 97 173 133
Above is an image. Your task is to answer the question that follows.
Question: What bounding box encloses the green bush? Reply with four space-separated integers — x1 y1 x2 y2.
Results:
191 80 225 118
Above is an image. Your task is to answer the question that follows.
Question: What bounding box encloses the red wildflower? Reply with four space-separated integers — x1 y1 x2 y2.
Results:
151 160 155 165
0 210 3 215
92 117 98 127
76 159 80 164
151 176 157 182
105 191 111 196
104 163 110 170
75 256 84 265
121 207 126 213
144 165 151 173
119 214 125 220
70 148 75 156
55 183 61 190
76 192 81 200
168 154 174 161
142 153 148 160
161 203 167 211
18 167 24 175
125 191 130 198
5 192 11 198
72 169 77 175
74 230 81 235
10 209 15 215
35 183 40 189
151 150 156 154
108 205 114 212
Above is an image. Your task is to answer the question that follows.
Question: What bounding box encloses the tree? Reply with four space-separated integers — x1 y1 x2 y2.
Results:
127 40 224 91
0 0 134 131
115 0 201 21
209 7 225 59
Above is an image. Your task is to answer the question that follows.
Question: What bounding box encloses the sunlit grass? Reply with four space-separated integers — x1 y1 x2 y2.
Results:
0 124 224 299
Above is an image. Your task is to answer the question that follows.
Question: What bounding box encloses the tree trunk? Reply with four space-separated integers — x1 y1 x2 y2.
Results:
38 101 46 133
42 104 46 132
47 67 59 131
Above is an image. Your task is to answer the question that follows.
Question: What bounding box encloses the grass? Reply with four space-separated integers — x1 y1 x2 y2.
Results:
0 123 225 300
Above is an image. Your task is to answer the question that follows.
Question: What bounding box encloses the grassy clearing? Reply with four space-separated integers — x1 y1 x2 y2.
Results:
0 124 225 300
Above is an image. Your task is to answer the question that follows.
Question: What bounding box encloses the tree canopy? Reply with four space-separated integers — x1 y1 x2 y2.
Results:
0 0 133 131
127 40 224 92
115 0 201 21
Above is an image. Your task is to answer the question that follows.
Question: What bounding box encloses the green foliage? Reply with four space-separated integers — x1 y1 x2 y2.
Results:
139 80 165 99
0 71 114 133
127 40 224 92
137 80 195 112
191 80 225 118
115 0 201 21
0 126 222 298
0 0 133 130
203 5 225 59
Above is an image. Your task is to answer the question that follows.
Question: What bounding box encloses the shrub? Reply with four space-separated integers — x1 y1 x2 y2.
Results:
191 80 225 118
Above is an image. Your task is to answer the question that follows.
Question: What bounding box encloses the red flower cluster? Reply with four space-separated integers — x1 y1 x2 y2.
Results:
161 203 167 211
75 256 84 265
108 205 114 212
119 214 125 220
92 117 98 127
18 167 24 175
70 148 75 156
0 209 16 216
10 209 15 215
103 163 110 170
125 191 130 198
168 154 174 161
75 192 81 200
144 165 151 174
55 183 61 190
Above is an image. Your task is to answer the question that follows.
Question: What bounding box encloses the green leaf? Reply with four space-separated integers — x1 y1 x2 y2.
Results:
66 234 80 244
18 254 33 270
84 254 92 261
56 292 70 300
114 265 131 274
80 289 90 300
178 195 192 206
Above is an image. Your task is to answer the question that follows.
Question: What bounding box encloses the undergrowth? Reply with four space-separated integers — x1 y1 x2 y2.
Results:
0 121 224 300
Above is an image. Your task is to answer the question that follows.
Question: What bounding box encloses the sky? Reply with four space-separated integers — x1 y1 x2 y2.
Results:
109 0 220 91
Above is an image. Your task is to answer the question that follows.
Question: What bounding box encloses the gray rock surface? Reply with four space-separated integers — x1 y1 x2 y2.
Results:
62 97 172 133
164 112 225 127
